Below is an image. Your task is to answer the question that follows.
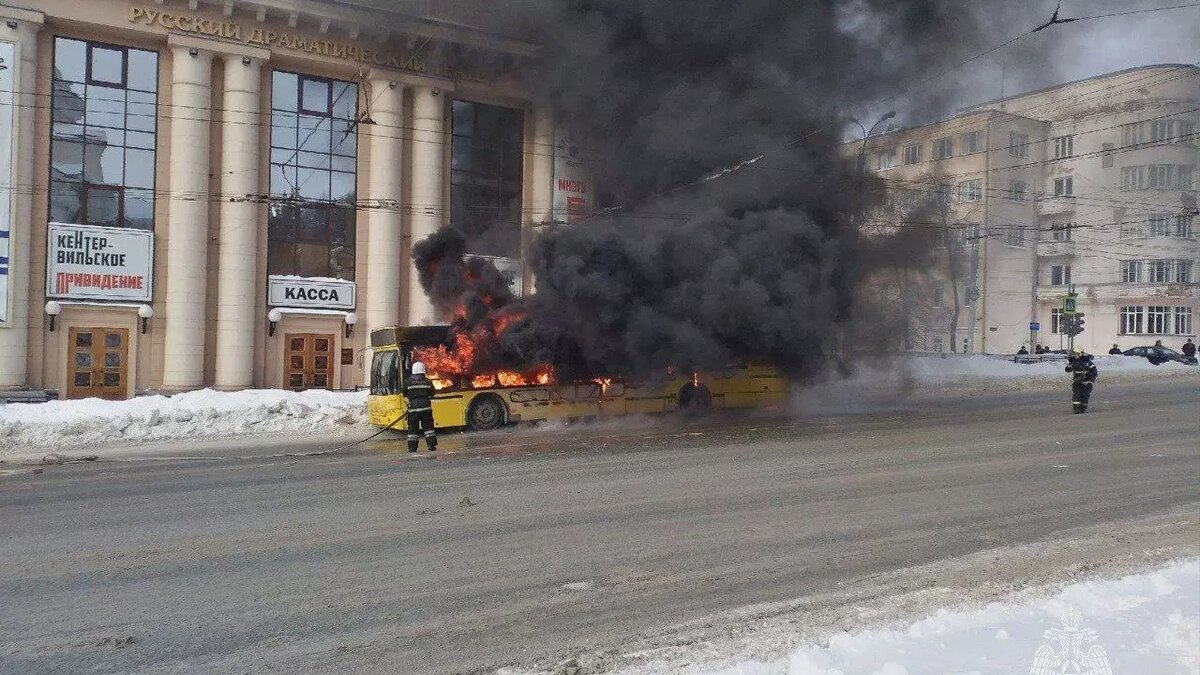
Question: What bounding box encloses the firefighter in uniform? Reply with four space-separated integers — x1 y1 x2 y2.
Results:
1064 348 1098 414
405 361 437 452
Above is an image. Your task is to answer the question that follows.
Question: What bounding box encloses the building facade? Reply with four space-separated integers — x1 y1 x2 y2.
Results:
0 0 590 399
861 65 1198 354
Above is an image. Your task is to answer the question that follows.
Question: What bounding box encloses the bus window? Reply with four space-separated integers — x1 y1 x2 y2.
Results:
370 350 400 395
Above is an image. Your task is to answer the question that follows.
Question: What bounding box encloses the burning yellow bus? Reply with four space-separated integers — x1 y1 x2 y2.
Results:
367 325 787 431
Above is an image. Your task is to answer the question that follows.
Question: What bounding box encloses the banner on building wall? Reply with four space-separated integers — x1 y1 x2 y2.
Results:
46 223 154 302
268 275 356 309
551 129 593 225
0 41 15 325
468 255 523 297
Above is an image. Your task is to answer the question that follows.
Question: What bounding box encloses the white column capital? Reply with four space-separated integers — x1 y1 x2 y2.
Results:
366 68 456 95
167 33 269 61
0 6 44 33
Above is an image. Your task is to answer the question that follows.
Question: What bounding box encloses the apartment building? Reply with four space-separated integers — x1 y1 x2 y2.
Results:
861 64 1198 354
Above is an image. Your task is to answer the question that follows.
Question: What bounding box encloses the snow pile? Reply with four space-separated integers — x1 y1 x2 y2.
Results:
907 354 1194 381
624 559 1200 675
0 388 368 456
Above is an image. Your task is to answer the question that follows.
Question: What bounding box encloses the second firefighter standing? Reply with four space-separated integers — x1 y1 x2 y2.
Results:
1065 349 1099 414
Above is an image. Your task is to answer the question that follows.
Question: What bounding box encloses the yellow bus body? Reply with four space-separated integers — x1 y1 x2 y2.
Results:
366 327 787 431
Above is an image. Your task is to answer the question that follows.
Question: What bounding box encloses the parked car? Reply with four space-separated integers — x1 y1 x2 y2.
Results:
1122 346 1199 366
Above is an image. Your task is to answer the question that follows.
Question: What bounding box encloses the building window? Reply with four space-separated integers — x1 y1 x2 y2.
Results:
961 130 981 154
933 137 953 160
1122 122 1143 147
1120 306 1143 334
1177 214 1195 238
1147 306 1170 334
932 282 945 307
962 223 980 245
1179 120 1196 146
1101 142 1114 168
1052 135 1073 159
958 179 982 202
267 71 358 280
1051 308 1065 334
1051 222 1072 241
1148 260 1171 283
1008 132 1029 158
49 38 159 230
1050 264 1071 286
1005 226 1025 247
1008 180 1026 201
903 143 922 165
1176 307 1194 335
1148 164 1175 189
1145 164 1191 189
1120 166 1144 190
450 100 525 257
1150 120 1173 143
876 149 896 170
1123 260 1142 283
1148 214 1171 237
1053 176 1073 196
1176 261 1193 283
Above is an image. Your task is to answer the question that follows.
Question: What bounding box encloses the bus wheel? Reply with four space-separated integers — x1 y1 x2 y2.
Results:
467 395 507 431
677 383 712 415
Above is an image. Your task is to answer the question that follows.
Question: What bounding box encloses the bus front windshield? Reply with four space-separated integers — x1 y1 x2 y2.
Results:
370 350 401 395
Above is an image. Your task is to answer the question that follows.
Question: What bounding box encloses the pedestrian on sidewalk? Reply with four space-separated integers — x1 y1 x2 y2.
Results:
404 361 438 453
1108 343 1122 355
1183 338 1196 361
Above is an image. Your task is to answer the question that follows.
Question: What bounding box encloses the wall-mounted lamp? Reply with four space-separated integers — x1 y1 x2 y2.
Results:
137 304 154 334
344 312 357 338
6 19 18 29
242 55 252 65
44 301 62 332
268 308 283 337
188 47 199 57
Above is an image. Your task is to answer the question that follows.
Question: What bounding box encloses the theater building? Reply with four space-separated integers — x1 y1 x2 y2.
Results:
0 0 591 399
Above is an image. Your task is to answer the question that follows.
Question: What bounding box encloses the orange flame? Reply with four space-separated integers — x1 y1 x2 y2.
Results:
411 303 556 391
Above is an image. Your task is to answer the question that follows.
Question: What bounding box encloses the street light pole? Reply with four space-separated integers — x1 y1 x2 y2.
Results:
848 110 897 176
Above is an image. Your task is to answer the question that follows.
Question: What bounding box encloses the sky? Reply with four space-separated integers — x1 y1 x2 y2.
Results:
958 0 1199 104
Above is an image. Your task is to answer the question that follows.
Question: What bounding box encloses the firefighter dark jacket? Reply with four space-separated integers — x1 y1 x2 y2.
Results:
1065 354 1099 383
404 374 434 412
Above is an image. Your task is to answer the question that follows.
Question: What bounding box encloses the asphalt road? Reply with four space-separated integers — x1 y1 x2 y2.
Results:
1 378 1198 674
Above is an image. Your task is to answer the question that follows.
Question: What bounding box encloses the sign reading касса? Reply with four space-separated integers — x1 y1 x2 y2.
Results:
267 276 356 310
46 223 154 302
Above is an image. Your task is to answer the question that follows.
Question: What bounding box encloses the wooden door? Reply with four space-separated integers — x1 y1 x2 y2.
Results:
66 327 130 400
284 333 335 391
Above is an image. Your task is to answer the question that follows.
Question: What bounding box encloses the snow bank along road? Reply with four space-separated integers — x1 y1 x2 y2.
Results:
0 378 1197 674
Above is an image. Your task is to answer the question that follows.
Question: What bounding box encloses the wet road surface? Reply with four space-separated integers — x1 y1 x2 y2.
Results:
1 378 1197 674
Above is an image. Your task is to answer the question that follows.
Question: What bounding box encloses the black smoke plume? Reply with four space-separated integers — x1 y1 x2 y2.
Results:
414 1 1019 381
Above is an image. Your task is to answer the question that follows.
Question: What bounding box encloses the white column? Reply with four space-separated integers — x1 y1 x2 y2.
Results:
214 54 263 389
0 12 42 389
364 76 403 339
162 46 213 390
407 84 447 325
529 108 554 226
525 108 555 294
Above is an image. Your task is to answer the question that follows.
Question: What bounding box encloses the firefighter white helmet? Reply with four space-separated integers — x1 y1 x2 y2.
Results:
412 361 426 375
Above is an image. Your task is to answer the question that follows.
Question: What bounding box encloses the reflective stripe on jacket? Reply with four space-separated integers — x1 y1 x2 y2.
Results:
404 375 434 412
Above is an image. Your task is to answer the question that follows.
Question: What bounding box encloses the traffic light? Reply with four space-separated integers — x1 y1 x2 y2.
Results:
1067 313 1086 337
